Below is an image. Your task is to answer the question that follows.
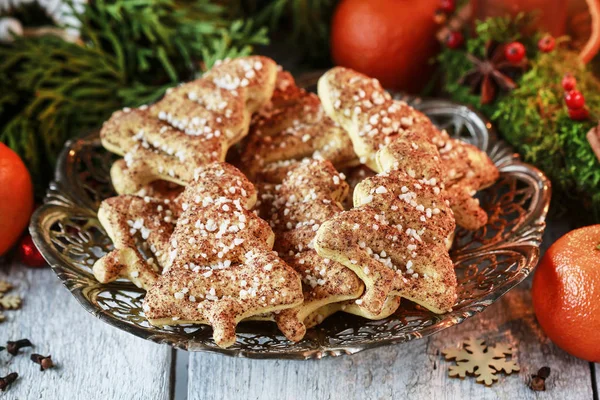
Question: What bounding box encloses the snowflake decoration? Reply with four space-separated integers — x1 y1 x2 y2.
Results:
0 279 21 323
442 338 520 386
0 280 12 293
0 295 21 309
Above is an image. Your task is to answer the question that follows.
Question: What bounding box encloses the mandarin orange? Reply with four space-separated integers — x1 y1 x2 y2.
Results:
330 0 440 93
532 225 600 362
0 143 34 255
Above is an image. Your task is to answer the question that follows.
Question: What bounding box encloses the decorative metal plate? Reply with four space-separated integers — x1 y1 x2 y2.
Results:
30 98 550 359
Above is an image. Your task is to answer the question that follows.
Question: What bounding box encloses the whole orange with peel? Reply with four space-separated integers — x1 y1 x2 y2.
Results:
330 0 440 93
532 225 600 362
0 143 34 256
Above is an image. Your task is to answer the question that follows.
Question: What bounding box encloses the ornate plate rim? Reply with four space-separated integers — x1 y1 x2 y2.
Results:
29 100 551 360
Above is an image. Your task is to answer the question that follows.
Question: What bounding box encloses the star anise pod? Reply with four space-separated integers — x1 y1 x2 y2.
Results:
459 41 527 105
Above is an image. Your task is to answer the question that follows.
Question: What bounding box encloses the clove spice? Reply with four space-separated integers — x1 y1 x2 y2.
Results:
6 339 33 356
0 373 18 392
30 354 54 371
530 366 551 391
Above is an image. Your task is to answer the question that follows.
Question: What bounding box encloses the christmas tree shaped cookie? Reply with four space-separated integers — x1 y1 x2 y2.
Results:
241 70 357 183
101 56 278 194
92 195 180 290
142 163 303 348
314 67 460 317
257 160 363 341
318 67 499 230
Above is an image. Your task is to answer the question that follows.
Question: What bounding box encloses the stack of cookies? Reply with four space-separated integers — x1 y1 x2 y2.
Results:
92 56 499 348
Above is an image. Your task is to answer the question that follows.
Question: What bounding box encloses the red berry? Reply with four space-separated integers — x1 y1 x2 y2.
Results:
504 42 526 64
439 0 455 13
568 107 589 121
18 234 46 267
561 74 577 91
445 31 464 49
538 35 556 52
565 90 585 109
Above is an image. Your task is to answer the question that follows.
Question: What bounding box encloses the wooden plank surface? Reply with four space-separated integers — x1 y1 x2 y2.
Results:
0 218 595 399
428 278 594 400
0 262 173 400
187 221 596 400
187 278 593 400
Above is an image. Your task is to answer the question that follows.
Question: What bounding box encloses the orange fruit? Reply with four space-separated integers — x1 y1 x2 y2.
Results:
0 143 34 256
330 0 440 93
532 225 600 362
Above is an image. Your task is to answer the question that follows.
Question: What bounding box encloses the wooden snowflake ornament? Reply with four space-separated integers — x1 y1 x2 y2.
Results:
0 279 22 323
0 280 12 293
442 338 520 386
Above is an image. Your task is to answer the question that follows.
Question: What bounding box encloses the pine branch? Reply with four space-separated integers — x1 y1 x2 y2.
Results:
201 19 269 70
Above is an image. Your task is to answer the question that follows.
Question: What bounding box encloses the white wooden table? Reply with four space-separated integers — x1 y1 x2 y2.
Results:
1 219 598 399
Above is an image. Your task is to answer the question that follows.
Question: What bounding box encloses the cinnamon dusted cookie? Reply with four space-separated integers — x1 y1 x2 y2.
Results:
318 66 498 230
142 163 303 348
256 160 363 341
314 67 459 317
241 70 358 183
92 195 181 289
304 295 402 329
101 56 278 194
